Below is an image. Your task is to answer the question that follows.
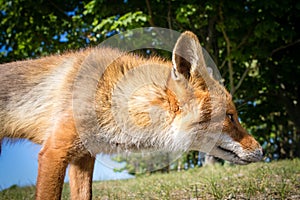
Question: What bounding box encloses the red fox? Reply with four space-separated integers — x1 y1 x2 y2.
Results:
0 31 263 199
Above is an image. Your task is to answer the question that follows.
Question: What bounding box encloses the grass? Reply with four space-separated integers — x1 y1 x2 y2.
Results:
1 159 300 199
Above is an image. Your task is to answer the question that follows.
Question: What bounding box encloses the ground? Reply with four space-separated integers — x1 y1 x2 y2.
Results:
1 159 299 199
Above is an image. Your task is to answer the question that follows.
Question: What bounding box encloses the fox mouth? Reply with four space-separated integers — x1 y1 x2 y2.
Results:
216 146 251 164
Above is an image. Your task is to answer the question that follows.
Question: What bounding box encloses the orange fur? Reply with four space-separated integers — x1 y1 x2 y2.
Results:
0 31 263 199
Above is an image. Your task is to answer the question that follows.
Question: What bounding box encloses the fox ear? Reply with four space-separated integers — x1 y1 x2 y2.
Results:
172 31 206 80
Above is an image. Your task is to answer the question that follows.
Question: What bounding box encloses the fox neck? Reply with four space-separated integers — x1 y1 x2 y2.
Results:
107 66 183 150
88 56 186 153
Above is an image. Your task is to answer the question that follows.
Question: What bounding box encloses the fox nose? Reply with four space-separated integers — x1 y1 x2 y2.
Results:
256 146 264 161
254 140 264 159
248 143 264 162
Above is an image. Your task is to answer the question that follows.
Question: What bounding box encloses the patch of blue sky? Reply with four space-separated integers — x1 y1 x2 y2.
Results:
65 6 79 17
0 45 12 56
53 31 68 43
0 140 133 191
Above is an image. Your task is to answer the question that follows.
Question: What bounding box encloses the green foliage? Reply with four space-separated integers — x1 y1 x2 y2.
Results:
0 0 299 164
0 0 148 62
92 11 147 34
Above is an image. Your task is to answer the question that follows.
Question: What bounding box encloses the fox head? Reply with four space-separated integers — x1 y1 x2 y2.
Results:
164 31 263 164
89 31 263 164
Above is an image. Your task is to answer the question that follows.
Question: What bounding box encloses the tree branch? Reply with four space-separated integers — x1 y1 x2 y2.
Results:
205 16 218 65
234 67 250 92
270 39 300 57
219 4 234 94
219 57 227 70
145 0 155 27
236 26 255 50
167 0 172 30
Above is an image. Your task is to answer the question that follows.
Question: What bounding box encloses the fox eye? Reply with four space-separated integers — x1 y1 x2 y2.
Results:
227 114 234 123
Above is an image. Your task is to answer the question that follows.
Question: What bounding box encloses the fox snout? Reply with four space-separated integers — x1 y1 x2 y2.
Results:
238 134 264 163
212 130 264 165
